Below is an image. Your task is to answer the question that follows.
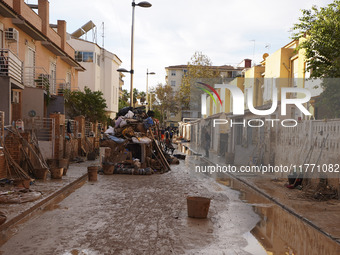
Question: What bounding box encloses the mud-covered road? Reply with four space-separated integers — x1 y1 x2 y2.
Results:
0 155 263 255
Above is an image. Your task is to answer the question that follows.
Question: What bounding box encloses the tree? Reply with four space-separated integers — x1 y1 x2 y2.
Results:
151 84 179 124
177 51 221 110
291 0 340 117
64 87 108 123
138 91 146 105
133 88 139 107
119 89 130 110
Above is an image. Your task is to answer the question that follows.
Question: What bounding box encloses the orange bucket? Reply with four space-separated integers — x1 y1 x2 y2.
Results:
187 196 211 219
87 166 98 181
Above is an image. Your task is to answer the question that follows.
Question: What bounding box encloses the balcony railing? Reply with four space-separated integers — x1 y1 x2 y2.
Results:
24 66 57 95
0 49 23 83
57 79 70 95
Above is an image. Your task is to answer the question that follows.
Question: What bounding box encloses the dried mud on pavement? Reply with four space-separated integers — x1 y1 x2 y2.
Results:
0 155 260 255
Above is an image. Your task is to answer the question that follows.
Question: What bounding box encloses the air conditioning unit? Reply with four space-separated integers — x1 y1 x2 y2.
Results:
5 28 19 42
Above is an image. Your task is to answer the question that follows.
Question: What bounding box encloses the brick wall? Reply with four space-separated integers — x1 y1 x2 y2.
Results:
4 132 30 164
64 139 78 160
50 113 65 159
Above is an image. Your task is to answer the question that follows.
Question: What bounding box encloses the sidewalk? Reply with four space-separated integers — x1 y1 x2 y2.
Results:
0 153 263 255
0 159 99 237
182 142 340 244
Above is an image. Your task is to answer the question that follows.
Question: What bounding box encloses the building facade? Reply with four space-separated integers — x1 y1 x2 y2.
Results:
67 35 122 119
164 61 250 127
0 0 83 125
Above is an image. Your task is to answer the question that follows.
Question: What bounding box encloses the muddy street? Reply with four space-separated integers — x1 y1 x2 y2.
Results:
0 155 263 255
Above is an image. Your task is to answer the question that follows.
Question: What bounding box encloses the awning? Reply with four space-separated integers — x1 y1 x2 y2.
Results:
12 18 45 41
0 2 16 18
41 41 65 56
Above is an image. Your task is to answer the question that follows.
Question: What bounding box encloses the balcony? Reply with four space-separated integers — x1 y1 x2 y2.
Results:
0 49 23 84
57 80 71 95
23 66 57 95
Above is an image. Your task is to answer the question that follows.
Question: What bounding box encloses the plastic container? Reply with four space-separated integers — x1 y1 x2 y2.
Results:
59 158 69 176
187 196 211 219
34 168 48 180
87 166 98 181
50 168 63 179
103 164 114 175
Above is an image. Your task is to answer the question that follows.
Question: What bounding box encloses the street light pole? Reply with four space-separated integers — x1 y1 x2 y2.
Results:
117 1 152 108
146 68 155 112
130 0 152 107
130 0 136 107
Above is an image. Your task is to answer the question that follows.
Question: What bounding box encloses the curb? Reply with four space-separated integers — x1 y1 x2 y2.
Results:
0 172 88 233
197 152 340 245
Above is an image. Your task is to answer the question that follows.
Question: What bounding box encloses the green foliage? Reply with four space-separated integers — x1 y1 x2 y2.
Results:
151 83 179 124
153 109 162 122
177 51 220 109
119 89 130 110
133 88 139 107
64 87 108 123
291 1 340 117
138 91 146 105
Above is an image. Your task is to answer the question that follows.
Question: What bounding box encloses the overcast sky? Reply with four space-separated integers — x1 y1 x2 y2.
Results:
37 0 333 93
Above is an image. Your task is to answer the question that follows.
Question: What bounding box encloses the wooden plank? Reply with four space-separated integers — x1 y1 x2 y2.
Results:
149 128 170 171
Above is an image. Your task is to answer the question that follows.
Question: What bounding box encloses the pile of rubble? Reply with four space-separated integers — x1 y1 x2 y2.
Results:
100 107 181 175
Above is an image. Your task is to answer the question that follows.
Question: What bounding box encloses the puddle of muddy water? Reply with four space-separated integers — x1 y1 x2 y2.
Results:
178 146 340 255
212 173 340 255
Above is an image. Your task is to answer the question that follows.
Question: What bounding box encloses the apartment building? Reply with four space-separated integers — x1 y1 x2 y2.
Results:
67 24 122 119
164 61 250 126
204 40 324 165
0 0 84 125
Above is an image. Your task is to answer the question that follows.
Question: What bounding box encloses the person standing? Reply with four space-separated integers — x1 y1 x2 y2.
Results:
204 128 211 158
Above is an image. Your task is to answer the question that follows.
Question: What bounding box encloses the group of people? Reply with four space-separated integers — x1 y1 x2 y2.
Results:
160 127 178 154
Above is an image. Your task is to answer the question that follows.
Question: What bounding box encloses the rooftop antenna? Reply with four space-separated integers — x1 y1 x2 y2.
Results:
250 39 255 66
101 22 105 61
101 22 105 48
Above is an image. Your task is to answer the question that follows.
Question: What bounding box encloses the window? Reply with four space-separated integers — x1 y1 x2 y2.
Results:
75 51 94 62
171 80 176 87
171 70 176 76
66 72 71 90
26 46 36 87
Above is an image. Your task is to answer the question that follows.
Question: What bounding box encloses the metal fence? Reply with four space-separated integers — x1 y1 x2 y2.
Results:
85 121 93 137
31 118 55 142
65 119 79 137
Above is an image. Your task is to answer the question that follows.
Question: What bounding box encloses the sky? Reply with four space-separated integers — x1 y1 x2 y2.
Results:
29 0 334 93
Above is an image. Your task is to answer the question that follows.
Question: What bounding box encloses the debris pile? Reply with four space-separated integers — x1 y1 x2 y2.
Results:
0 125 66 187
101 107 179 175
2 126 49 185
